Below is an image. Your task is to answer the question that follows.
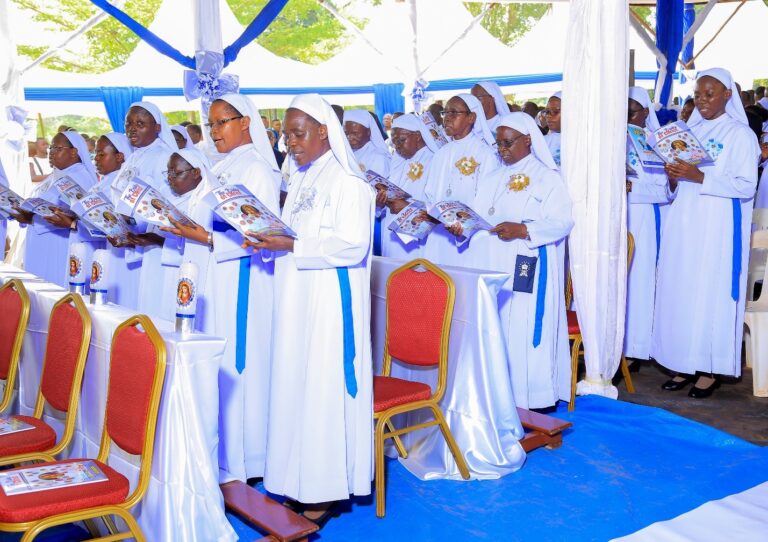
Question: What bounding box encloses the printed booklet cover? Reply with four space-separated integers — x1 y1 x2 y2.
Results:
203 184 297 238
650 121 714 166
363 170 410 201
118 178 193 229
0 416 35 437
428 200 493 244
388 200 436 242
0 460 108 496
627 125 665 169
71 192 133 241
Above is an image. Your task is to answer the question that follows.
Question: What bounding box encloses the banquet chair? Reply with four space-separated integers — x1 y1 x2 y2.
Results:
747 228 768 302
0 293 91 465
752 208 768 231
0 314 166 542
743 231 768 397
0 279 31 415
567 233 635 412
373 259 470 518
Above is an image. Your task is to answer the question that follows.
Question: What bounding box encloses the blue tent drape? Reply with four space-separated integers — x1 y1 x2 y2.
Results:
100 87 144 132
373 83 405 122
682 3 695 68
655 0 684 108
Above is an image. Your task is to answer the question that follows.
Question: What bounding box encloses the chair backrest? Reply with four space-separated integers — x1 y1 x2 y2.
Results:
0 280 30 413
753 208 768 231
99 315 166 507
748 231 768 309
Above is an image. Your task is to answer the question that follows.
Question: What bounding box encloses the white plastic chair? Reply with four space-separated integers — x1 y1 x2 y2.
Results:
753 208 768 231
743 230 768 397
747 235 768 302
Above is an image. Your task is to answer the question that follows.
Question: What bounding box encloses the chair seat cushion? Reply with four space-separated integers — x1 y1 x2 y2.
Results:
567 310 580 335
374 376 432 413
0 458 129 523
0 416 56 457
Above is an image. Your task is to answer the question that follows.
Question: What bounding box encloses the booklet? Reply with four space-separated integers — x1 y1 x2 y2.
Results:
0 185 25 219
649 121 714 166
428 200 493 245
387 200 436 243
363 170 410 201
627 125 665 169
0 460 109 496
0 416 35 436
51 176 89 207
70 192 132 240
203 184 297 238
19 197 59 219
419 111 449 148
117 178 194 229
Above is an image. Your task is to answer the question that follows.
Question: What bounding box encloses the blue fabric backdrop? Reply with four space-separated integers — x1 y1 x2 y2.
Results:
682 3 696 67
100 87 144 132
655 0 684 108
373 83 405 120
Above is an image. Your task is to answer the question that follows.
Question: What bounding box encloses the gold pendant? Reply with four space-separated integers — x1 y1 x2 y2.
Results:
455 156 479 176
407 162 424 181
507 173 530 192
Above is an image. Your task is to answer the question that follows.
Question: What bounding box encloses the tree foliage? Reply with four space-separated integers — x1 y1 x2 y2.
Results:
464 2 551 47
13 0 162 73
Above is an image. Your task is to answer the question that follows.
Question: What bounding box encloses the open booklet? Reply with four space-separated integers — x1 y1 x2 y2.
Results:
627 125 665 169
0 416 35 436
420 111 450 148
70 192 134 241
203 184 297 238
388 200 437 243
648 120 714 166
0 460 109 496
363 170 410 201
117 178 194 229
19 197 59 219
428 200 493 245
0 185 25 219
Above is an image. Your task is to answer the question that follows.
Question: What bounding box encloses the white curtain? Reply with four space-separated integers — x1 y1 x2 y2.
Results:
562 0 628 398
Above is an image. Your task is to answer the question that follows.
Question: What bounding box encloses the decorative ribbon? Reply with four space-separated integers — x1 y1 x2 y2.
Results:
236 256 251 374
223 0 290 65
731 198 741 302
90 288 108 293
410 79 429 114
336 267 357 398
653 203 661 265
533 245 547 348
183 51 240 113
175 313 195 319
69 282 86 287
2 106 34 152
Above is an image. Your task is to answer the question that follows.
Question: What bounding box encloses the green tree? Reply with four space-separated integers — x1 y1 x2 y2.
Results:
13 0 162 73
464 2 551 47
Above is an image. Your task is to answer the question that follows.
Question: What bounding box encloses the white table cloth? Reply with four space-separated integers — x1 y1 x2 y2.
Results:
0 264 236 542
372 257 527 480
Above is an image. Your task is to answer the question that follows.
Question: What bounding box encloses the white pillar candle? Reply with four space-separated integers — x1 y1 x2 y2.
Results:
67 242 87 294
175 261 198 334
89 249 108 304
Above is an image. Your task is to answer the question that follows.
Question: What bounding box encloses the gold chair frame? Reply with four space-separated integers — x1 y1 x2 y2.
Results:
568 233 636 412
375 258 470 518
0 279 31 414
0 315 167 542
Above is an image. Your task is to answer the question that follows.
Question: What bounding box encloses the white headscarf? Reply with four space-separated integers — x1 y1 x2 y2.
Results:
216 93 278 172
62 131 98 178
290 94 362 178
174 147 216 216
128 101 177 150
170 124 193 149
478 81 509 119
550 91 562 101
103 132 133 160
757 97 768 109
455 93 495 147
688 68 747 127
391 113 439 153
628 86 660 131
342 109 389 154
497 112 558 171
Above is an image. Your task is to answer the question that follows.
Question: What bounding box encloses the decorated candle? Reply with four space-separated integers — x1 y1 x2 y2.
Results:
67 242 87 295
175 261 198 334
89 249 108 305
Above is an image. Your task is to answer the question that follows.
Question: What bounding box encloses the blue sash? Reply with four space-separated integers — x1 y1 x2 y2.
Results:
653 203 661 265
235 256 250 373
336 267 357 397
532 245 547 347
731 198 741 302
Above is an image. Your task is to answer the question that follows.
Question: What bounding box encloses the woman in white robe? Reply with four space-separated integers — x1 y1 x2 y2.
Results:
652 68 760 397
625 87 674 364
381 113 438 260
422 93 498 267
466 113 574 408
753 123 768 208
471 80 509 135
543 91 562 169
248 94 374 519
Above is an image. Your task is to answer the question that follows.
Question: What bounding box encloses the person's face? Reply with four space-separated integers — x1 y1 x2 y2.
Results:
627 98 649 128
681 101 695 123
383 115 393 130
522 102 538 119
428 104 444 127
166 154 200 196
284 109 330 166
125 107 160 148
261 117 269 128
544 97 561 132
172 130 187 149
442 97 475 139
496 126 531 165
94 137 124 176
392 128 424 160
49 133 80 170
741 91 752 107
694 76 731 121
471 84 497 119
207 101 249 153
271 119 282 132
343 121 370 151
186 126 202 144
91 265 98 283
70 259 77 275
35 138 49 156
267 130 277 147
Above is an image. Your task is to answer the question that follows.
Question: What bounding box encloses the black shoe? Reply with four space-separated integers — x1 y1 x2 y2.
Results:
661 375 694 391
627 359 641 373
303 503 340 529
688 378 721 399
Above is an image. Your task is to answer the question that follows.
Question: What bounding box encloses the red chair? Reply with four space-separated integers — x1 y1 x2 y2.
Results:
0 315 166 541
374 258 470 518
0 293 91 463
0 279 31 415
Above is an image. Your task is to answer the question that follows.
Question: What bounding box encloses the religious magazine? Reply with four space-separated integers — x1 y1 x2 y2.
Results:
117 178 193 228
0 416 35 436
428 200 493 244
0 185 25 219
203 184 297 238
627 125 665 169
0 460 108 496
388 201 436 242
363 170 410 201
19 197 59 219
419 111 449 148
649 121 714 166
52 176 89 207
70 192 132 240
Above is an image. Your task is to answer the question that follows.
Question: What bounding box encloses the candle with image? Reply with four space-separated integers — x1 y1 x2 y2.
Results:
67 243 87 295
89 249 108 305
175 261 198 334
